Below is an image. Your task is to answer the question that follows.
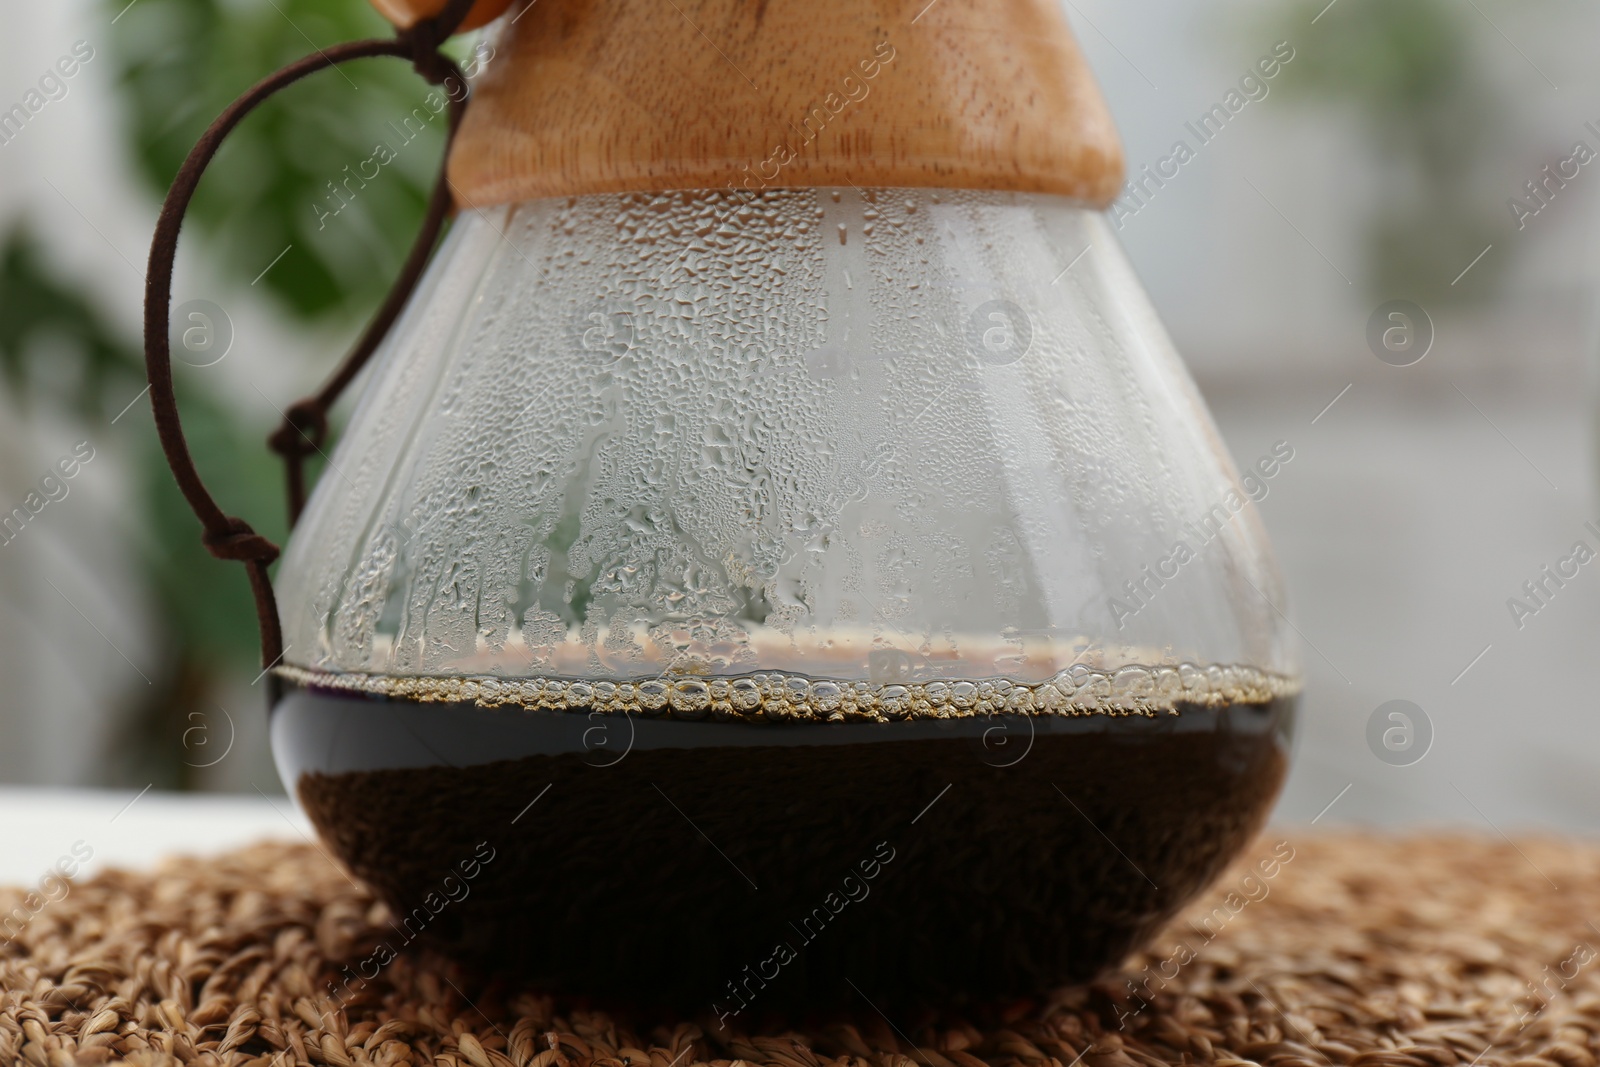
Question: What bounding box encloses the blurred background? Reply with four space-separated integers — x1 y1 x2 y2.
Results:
0 0 1595 831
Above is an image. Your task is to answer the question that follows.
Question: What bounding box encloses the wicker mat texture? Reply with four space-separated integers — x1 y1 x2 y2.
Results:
3 833 1599 1067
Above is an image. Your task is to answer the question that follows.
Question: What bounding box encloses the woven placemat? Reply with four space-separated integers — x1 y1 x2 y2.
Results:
3 833 1598 1067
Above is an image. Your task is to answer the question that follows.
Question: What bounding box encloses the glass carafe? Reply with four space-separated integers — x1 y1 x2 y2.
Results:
269 185 1298 1003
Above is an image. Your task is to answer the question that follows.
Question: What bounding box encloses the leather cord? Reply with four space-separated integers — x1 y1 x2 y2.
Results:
142 0 478 671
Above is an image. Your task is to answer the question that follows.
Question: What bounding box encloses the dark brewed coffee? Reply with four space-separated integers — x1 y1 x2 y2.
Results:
271 670 1293 1010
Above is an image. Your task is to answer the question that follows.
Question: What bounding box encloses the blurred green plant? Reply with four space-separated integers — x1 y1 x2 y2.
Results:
1267 0 1511 303
1 0 464 786
0 229 283 786
109 0 451 318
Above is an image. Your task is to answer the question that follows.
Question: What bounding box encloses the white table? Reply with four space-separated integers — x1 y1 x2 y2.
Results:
0 786 313 888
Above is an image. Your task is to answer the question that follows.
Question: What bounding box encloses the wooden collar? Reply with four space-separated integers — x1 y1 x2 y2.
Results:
444 0 1125 208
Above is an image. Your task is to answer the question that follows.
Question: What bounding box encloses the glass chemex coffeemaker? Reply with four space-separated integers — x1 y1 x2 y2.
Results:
145 0 1298 1006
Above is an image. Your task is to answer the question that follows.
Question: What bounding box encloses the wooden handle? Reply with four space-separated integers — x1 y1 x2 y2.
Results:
448 0 1125 207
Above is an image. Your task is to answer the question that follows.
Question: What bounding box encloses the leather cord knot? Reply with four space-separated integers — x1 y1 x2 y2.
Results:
402 23 455 85
267 399 328 459
203 517 281 565
400 0 477 85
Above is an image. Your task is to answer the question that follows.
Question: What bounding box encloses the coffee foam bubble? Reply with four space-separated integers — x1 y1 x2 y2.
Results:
277 657 1298 724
